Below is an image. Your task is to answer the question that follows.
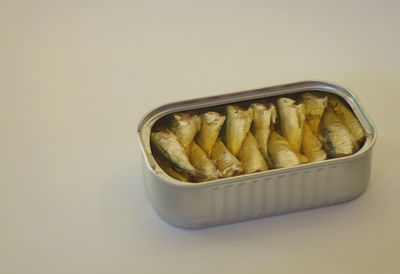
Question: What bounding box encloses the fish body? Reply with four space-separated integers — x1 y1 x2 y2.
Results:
225 105 253 156
320 108 359 158
190 142 221 182
278 98 305 152
170 113 201 155
301 93 328 135
250 103 277 160
196 112 226 157
211 139 243 177
153 153 190 182
328 96 365 143
238 132 268 174
150 129 200 177
301 122 327 162
268 130 306 168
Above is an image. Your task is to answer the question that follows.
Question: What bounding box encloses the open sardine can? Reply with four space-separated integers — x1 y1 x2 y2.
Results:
137 81 376 228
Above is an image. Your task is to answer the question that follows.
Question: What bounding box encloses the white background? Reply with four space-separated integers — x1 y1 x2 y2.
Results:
1 1 400 273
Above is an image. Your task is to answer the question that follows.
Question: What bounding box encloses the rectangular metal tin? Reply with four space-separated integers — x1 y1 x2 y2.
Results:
138 81 376 228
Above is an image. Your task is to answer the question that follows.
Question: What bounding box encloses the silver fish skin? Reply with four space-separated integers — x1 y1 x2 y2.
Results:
278 97 305 152
196 112 226 157
328 96 365 143
190 141 221 182
211 139 243 178
150 129 200 177
250 103 277 160
238 132 268 174
268 130 304 168
301 93 328 135
225 105 253 156
153 153 190 182
320 108 359 158
170 113 201 156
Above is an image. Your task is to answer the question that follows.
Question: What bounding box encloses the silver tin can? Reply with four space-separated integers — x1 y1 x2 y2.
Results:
138 81 376 228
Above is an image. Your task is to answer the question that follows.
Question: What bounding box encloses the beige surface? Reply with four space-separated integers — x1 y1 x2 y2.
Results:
1 0 400 273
